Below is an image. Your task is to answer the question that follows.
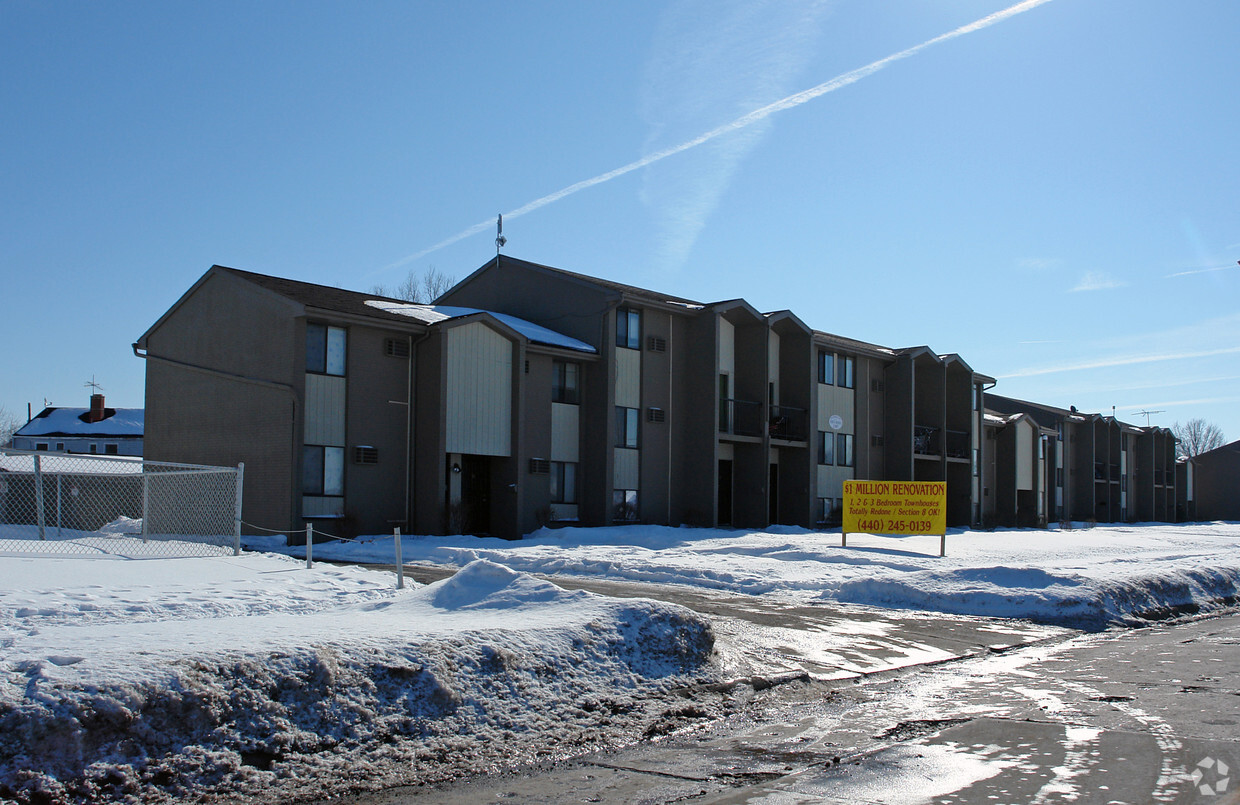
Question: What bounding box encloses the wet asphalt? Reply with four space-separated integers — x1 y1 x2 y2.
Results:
355 565 1239 804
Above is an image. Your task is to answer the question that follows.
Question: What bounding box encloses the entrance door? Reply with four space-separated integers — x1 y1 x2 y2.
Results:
459 455 491 536
717 459 733 526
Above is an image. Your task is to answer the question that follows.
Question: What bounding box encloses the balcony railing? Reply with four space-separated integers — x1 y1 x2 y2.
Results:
914 425 940 456
769 405 807 442
945 429 969 459
719 398 763 438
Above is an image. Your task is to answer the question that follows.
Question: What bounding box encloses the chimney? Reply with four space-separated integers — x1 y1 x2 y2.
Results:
88 393 106 423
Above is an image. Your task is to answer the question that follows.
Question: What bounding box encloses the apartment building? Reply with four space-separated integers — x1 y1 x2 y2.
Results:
135 265 598 539
149 258 1173 541
984 393 1179 525
439 255 989 530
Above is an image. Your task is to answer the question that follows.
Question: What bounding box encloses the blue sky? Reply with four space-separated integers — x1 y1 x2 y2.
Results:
3 0 1237 442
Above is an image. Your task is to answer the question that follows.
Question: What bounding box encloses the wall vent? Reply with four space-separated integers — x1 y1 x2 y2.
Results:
647 336 667 353
384 338 410 358
871 379 884 393
529 458 551 474
353 446 379 465
647 407 666 423
871 434 884 447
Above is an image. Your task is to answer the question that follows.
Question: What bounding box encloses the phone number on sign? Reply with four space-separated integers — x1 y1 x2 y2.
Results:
855 519 934 533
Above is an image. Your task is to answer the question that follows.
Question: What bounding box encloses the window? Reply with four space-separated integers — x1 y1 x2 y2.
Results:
105 444 118 455
973 448 979 476
551 462 578 504
616 307 640 350
818 431 834 465
306 323 347 375
89 444 97 454
818 350 834 385
836 433 854 467
35 442 48 452
817 498 838 525
616 407 639 448
552 361 580 404
303 445 344 496
1056 467 1064 487
613 489 638 521
55 443 64 451
837 355 855 389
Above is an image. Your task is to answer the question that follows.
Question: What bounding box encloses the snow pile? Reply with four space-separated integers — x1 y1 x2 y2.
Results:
0 555 714 804
249 521 1240 629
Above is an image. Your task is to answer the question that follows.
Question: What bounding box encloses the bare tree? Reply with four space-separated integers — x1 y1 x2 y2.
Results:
1172 418 1225 459
371 266 454 304
0 405 21 448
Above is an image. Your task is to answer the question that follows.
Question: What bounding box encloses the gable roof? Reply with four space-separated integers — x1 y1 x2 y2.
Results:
475 255 706 309
362 301 596 353
214 266 429 326
16 407 144 438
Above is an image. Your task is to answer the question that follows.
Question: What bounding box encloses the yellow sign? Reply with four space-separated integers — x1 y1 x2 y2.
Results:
842 480 946 536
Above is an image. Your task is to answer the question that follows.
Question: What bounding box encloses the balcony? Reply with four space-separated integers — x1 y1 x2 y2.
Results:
945 429 969 459
914 425 940 456
768 405 807 442
719 398 763 438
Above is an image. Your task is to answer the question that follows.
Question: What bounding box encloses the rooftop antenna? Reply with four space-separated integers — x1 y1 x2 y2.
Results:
84 376 104 395
495 213 507 254
1136 409 1164 426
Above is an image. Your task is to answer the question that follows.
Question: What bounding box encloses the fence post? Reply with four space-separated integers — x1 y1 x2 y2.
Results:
141 469 150 544
940 532 946 558
33 454 46 541
56 474 63 539
394 527 404 590
305 523 313 569
233 463 245 556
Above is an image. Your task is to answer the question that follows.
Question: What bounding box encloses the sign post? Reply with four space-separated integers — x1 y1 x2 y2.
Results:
841 480 948 556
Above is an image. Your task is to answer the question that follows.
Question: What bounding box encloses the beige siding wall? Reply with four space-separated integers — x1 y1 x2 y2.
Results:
817 385 856 431
768 330 780 402
445 322 512 456
719 319 735 376
615 348 641 408
550 402 580 462
1016 419 1034 490
304 374 346 446
614 448 640 489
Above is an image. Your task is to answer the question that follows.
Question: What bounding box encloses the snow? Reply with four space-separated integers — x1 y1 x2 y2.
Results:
249 521 1240 630
15 408 144 437
4 521 1239 802
364 300 596 353
0 551 711 803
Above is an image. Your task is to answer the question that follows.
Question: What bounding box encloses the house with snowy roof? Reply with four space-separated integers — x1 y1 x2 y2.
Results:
11 394 144 456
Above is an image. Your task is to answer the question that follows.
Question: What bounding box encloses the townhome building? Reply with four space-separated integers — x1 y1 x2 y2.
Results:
438 255 990 531
142 257 1137 542
984 393 1179 525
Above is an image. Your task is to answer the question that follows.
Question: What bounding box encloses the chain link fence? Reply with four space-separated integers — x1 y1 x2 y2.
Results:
0 449 242 557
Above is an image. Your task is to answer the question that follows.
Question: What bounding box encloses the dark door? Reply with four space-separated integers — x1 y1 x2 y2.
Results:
718 459 733 526
460 455 491 536
769 463 779 525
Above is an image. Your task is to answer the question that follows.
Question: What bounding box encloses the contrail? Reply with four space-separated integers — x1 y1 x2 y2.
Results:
998 346 1240 379
384 0 1055 271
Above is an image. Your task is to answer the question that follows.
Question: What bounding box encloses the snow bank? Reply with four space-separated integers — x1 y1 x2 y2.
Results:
251 522 1240 629
0 557 714 804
